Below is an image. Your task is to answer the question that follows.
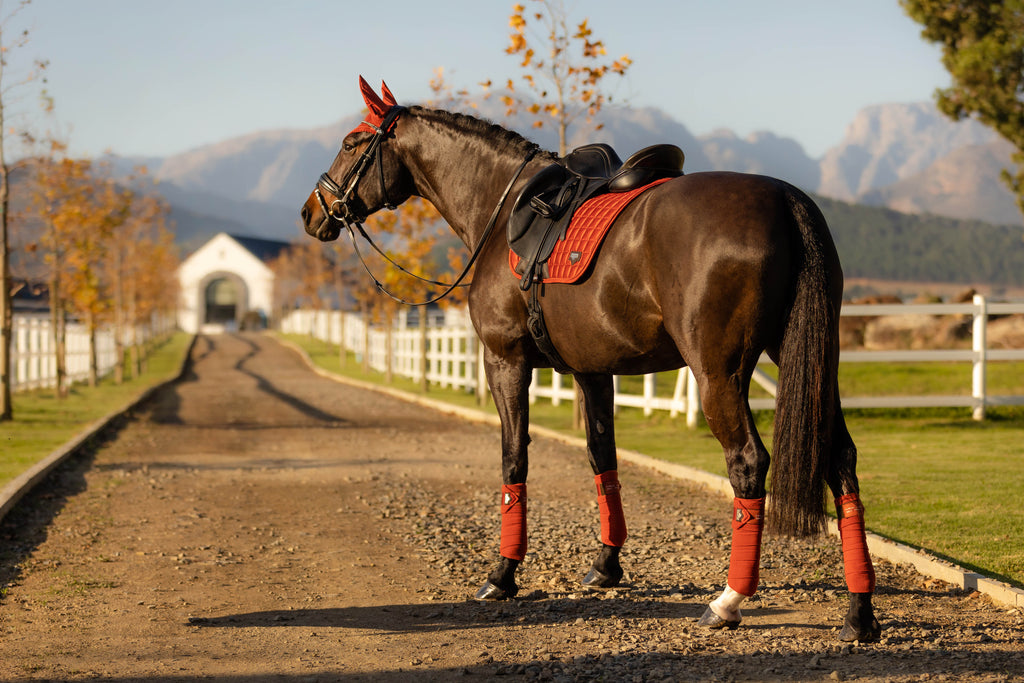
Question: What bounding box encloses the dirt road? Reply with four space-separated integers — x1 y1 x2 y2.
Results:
1 333 1021 682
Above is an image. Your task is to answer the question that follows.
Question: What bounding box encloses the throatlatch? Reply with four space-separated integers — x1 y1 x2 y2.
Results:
836 492 875 593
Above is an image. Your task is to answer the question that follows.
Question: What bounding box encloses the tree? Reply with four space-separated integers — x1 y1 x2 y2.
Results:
28 157 94 397
901 0 1024 217
498 0 632 155
0 1 46 420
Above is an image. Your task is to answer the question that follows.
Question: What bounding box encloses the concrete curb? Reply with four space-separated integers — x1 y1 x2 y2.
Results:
279 336 1024 610
0 335 198 525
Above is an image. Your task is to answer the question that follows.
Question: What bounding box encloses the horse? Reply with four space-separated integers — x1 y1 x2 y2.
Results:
300 77 881 642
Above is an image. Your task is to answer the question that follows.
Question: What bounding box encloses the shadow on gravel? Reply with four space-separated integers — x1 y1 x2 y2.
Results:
187 597 707 632
232 334 350 426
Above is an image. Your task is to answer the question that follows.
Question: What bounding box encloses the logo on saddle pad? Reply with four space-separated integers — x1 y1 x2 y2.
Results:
509 177 671 285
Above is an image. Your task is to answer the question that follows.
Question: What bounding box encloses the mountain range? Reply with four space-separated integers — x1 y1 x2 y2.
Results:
116 98 1023 252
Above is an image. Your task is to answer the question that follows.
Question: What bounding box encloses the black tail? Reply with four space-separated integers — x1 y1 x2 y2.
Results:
767 189 842 537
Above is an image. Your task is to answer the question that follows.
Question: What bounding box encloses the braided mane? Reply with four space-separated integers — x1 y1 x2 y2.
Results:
407 106 557 162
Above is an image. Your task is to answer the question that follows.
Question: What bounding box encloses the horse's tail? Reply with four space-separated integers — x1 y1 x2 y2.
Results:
767 187 843 537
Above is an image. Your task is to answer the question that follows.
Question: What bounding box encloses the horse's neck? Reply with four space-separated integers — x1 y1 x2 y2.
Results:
399 115 540 249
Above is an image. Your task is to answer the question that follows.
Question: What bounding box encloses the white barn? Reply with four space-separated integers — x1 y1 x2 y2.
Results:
177 233 289 334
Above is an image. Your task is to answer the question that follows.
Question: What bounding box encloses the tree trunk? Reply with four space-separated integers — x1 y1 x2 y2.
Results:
0 100 11 420
419 308 428 393
49 275 68 399
361 301 371 374
87 310 98 388
385 312 394 384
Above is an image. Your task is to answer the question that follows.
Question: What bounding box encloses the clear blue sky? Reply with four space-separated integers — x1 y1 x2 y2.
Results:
5 0 949 160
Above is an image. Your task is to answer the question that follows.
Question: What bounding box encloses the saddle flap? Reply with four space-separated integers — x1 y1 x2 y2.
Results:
508 164 570 245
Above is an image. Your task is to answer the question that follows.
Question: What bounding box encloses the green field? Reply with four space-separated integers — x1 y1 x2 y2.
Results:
281 333 1024 589
0 333 192 490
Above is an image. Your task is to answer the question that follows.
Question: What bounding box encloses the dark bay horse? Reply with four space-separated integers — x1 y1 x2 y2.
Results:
301 77 881 642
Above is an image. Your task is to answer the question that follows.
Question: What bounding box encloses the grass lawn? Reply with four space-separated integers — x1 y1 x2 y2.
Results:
0 333 192 491
282 332 1024 588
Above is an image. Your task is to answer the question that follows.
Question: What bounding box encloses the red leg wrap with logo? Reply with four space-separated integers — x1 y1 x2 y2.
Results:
500 483 527 561
595 470 627 546
836 493 875 593
727 497 765 597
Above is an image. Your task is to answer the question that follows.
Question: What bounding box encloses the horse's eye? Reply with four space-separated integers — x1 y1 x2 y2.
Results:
343 141 355 153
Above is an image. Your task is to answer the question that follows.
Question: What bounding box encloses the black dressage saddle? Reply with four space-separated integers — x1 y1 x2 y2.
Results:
508 143 685 290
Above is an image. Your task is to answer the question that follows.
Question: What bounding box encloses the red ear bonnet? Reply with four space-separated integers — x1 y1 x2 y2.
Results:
351 76 400 135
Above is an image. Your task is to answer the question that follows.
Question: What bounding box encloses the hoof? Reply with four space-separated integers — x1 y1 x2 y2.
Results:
838 617 882 643
474 580 517 601
582 565 622 590
697 605 740 630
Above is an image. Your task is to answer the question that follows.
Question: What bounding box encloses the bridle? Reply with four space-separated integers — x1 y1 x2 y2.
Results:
312 105 406 240
311 106 538 307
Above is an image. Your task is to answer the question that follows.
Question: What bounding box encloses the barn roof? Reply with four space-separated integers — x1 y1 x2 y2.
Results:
228 234 291 263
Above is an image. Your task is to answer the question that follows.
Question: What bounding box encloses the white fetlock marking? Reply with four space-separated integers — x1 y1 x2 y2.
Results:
709 585 746 623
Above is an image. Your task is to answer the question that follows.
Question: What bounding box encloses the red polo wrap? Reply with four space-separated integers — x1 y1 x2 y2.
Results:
500 483 527 561
727 497 765 597
595 470 627 546
836 493 875 593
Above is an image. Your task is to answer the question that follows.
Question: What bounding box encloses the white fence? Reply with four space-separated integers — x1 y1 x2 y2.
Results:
279 295 1024 426
9 312 175 392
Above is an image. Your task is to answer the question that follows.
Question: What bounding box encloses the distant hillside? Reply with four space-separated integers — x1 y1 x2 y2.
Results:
816 194 1024 288
89 95 1024 289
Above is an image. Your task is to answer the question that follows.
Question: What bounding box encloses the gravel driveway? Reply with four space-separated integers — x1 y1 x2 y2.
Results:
1 333 1021 682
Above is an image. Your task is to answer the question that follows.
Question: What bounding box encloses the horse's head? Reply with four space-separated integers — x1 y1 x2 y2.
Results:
301 77 414 241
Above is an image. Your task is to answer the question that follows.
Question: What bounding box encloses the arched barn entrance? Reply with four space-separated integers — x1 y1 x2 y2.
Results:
205 278 239 324
197 271 249 332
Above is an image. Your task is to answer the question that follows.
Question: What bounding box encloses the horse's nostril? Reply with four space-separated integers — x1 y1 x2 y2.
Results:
300 206 310 223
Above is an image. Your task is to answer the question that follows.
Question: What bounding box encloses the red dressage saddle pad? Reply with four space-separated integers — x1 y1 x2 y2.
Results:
509 177 671 285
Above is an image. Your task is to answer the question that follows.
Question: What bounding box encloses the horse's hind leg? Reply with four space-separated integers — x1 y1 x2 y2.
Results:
474 350 533 601
827 407 882 642
692 369 771 630
575 373 626 589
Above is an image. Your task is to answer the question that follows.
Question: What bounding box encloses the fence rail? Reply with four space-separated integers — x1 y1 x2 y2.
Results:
279 295 1024 426
8 313 175 393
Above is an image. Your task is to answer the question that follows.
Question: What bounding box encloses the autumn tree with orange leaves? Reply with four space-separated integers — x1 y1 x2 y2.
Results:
27 158 178 393
496 0 632 155
29 157 95 397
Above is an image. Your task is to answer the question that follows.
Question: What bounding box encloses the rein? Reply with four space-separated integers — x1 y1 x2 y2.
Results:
321 123 538 305
346 149 537 306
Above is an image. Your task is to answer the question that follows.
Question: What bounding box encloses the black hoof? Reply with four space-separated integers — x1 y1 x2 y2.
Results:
474 580 517 601
582 566 621 590
697 605 740 630
838 617 882 642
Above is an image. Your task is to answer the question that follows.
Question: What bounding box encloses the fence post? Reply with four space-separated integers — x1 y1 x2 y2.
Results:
643 373 656 416
972 294 988 421
686 368 700 428
476 335 489 406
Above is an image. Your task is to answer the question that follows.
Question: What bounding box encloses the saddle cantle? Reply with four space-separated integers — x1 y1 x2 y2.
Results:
508 143 684 290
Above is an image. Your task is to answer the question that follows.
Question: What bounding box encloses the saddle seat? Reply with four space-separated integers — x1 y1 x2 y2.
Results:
508 143 684 289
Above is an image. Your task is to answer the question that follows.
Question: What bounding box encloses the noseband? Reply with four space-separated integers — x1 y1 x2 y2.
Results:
312 105 406 240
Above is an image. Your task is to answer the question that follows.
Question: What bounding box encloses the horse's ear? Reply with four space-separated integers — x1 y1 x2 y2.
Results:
358 75 388 117
380 81 397 107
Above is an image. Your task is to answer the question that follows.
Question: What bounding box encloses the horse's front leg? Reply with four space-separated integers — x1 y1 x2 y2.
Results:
474 350 533 601
575 373 627 589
